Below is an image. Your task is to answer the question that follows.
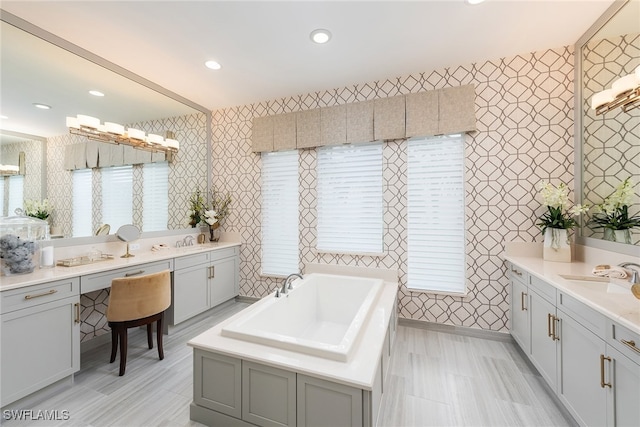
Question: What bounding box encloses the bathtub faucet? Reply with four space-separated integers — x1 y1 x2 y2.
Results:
278 273 303 296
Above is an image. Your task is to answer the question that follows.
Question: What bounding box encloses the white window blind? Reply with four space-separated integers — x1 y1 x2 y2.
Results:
407 134 466 294
7 175 24 216
261 150 299 276
142 162 169 232
73 169 93 237
102 166 133 231
0 178 5 216
317 142 383 254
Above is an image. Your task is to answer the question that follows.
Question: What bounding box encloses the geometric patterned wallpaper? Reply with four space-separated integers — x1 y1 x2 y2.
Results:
0 138 43 215
211 46 576 332
42 112 207 342
582 32 639 245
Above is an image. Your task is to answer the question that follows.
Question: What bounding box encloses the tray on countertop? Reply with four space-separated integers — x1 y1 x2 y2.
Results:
56 254 115 267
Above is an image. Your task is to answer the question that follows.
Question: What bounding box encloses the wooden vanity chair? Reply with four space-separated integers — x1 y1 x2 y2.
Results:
106 270 171 376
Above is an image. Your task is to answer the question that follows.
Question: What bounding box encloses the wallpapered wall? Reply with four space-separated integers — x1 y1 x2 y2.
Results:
582 33 639 244
0 139 44 214
42 112 208 342
211 46 575 332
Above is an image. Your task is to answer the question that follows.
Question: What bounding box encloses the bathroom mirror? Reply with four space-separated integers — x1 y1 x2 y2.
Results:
116 224 141 258
0 10 211 239
575 0 640 256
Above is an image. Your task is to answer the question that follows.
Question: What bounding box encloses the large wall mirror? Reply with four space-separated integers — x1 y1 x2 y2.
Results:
0 10 211 240
575 0 640 257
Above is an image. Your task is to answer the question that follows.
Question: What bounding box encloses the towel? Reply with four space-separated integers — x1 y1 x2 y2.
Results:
592 264 628 279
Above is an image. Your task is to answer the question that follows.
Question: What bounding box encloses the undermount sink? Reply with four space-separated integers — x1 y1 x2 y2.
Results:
559 274 632 295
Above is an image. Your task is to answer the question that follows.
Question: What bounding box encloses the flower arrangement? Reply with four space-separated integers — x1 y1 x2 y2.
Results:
209 188 232 226
188 189 206 227
536 181 588 233
23 199 52 220
589 177 640 232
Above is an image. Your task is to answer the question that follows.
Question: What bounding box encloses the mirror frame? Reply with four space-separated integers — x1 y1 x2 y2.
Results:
574 0 638 257
1 10 213 246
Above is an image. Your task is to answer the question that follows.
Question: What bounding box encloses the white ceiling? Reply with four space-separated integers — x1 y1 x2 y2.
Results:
0 0 618 137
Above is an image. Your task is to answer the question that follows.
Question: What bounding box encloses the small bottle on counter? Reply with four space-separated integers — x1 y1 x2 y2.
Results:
39 232 55 268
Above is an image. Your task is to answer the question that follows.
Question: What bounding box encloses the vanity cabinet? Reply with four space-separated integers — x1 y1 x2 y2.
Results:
0 278 81 407
172 247 239 325
508 262 640 427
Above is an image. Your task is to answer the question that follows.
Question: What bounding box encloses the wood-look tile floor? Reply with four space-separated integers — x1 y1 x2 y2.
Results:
2 301 574 427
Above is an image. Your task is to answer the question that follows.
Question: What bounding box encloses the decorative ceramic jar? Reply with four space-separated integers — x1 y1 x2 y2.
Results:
543 227 572 263
0 213 49 275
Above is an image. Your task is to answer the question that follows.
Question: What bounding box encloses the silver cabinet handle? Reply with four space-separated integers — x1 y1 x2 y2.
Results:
600 354 612 388
521 292 527 311
74 302 81 324
24 289 57 300
125 270 145 277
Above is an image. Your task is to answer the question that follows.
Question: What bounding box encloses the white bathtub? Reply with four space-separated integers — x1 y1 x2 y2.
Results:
220 273 384 362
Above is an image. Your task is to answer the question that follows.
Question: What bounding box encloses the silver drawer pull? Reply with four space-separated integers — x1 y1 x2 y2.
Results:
511 268 522 276
24 289 57 300
620 339 640 354
125 270 145 277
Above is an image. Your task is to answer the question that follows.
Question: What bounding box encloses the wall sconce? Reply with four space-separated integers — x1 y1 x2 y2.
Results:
591 66 640 115
66 114 179 162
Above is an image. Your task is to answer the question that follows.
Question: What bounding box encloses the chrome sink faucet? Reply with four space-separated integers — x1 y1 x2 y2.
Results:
275 273 303 298
183 235 195 246
618 262 640 284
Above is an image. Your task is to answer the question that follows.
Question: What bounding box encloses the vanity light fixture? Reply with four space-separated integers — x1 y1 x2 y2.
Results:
205 60 222 70
592 65 640 115
0 164 20 176
0 115 7 119
465 0 486 4
66 114 179 161
89 90 105 97
310 29 331 44
33 103 51 110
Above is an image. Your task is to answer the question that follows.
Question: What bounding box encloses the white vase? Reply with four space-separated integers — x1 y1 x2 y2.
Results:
543 228 572 263
603 228 632 244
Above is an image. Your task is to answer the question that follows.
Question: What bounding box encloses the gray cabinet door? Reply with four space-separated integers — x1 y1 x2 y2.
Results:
510 278 530 354
297 374 363 427
608 345 640 427
173 263 210 325
557 309 607 427
193 350 242 419
210 256 238 307
1 295 80 406
529 288 558 390
242 361 296 427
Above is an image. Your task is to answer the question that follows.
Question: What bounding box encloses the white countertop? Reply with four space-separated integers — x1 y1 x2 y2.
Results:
188 279 398 390
0 241 241 292
505 253 640 335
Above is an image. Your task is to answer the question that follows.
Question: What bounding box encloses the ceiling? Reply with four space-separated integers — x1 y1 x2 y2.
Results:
0 0 618 136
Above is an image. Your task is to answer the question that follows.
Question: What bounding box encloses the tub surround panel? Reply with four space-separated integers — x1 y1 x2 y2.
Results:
211 46 575 332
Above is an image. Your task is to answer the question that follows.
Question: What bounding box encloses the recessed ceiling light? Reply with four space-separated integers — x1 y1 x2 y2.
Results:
89 90 105 97
0 115 8 119
33 103 51 110
466 0 485 4
310 29 331 44
205 60 222 70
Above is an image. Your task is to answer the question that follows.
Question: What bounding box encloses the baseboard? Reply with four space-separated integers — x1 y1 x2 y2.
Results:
399 318 513 342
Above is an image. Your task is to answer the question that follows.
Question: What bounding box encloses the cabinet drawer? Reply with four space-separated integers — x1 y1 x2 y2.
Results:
1 277 80 314
210 246 239 262
558 292 607 338
174 251 211 270
529 275 556 304
80 260 173 293
507 263 529 286
609 321 640 364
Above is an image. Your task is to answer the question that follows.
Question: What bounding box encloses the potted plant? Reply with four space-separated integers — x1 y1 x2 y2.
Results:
536 181 588 262
589 177 639 244
205 188 232 242
23 199 52 221
188 189 206 227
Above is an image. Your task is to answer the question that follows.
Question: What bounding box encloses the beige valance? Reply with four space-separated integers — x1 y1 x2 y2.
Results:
251 84 476 152
64 142 166 171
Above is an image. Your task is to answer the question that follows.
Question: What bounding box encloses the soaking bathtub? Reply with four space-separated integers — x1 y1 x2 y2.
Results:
221 273 384 362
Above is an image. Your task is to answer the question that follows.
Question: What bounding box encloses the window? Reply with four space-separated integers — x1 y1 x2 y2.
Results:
142 162 169 232
317 142 383 254
407 134 466 294
261 150 299 276
7 175 24 216
102 166 133 231
0 178 4 216
73 169 93 237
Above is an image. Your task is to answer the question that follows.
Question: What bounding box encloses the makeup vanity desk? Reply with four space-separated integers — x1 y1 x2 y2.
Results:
0 241 241 408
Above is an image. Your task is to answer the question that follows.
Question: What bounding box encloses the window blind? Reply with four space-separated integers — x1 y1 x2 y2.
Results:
142 162 169 232
261 150 299 276
0 178 5 216
317 142 383 254
102 166 133 232
7 175 24 216
72 169 93 237
407 134 466 293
